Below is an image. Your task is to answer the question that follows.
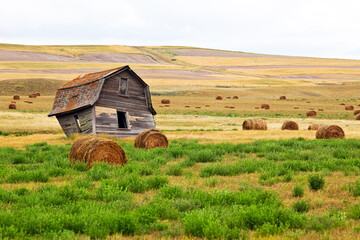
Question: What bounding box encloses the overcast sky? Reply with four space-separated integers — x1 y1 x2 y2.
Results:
0 0 360 59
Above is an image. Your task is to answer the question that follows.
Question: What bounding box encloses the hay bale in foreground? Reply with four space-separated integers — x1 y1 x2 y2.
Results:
233 96 239 99
316 125 345 139
308 124 319 130
281 120 298 130
8 103 16 110
143 132 169 150
306 110 317 117
69 136 127 167
279 96 286 100
354 110 360 115
356 114 360 120
345 105 354 110
13 94 20 100
216 96 223 100
242 118 267 130
161 99 170 104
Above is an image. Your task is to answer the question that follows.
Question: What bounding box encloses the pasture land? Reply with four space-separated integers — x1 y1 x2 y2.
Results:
1 139 360 239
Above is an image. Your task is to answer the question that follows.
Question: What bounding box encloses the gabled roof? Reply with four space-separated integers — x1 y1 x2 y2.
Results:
48 65 156 117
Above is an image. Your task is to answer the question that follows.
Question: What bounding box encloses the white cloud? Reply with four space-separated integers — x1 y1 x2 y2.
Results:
0 0 360 58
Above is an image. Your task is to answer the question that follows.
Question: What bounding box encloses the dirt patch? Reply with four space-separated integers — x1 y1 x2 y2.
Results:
79 53 159 64
0 50 82 62
135 69 221 80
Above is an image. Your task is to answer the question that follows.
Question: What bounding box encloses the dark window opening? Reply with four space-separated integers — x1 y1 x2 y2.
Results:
119 78 128 96
117 111 128 129
74 115 82 132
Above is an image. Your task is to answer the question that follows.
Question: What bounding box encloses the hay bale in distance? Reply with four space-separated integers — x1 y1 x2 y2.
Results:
318 109 324 111
195 106 201 109
143 132 169 150
185 105 190 108
261 103 270 110
281 120 299 130
356 114 360 120
216 96 223 100
8 103 16 110
279 96 286 100
294 106 299 109
161 99 170 104
229 106 235 109
354 110 360 115
226 97 231 99
340 103 345 105
29 93 37 98
308 124 319 130
233 96 239 99
13 94 20 100
135 129 160 148
306 110 317 117
345 105 354 110
35 92 40 96
242 118 267 130
69 136 127 167
316 125 345 139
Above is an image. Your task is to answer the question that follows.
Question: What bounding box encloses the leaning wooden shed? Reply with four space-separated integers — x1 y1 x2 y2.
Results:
48 66 156 138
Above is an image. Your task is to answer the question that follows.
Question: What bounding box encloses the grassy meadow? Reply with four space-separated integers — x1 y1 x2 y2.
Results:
1 44 360 239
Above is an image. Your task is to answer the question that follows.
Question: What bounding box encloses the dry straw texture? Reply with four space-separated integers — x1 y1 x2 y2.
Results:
306 110 317 117
316 125 345 139
279 96 286 100
354 110 360 115
8 103 16 110
242 118 267 130
308 124 319 130
215 96 223 100
13 95 20 100
143 132 169 150
345 105 354 110
161 99 170 104
281 120 299 130
69 136 127 167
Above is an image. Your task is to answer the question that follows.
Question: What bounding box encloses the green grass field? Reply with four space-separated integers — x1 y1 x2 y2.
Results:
1 139 360 239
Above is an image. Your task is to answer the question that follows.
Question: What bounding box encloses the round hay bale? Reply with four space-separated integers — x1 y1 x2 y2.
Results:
195 107 201 109
69 136 127 167
356 114 360 120
35 92 40 96
306 110 317 117
308 124 319 130
242 118 267 130
226 97 231 99
216 96 223 100
13 94 20 100
8 103 16 110
279 96 286 100
261 104 270 110
134 129 160 148
354 110 360 115
340 103 345 105
144 132 169 150
185 105 190 108
161 99 170 104
316 125 345 139
281 120 299 130
229 106 235 109
294 106 299 109
345 105 354 110
232 96 239 99
318 109 324 111
29 93 37 98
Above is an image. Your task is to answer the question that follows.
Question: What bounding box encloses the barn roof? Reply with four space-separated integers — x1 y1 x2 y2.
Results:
48 65 156 116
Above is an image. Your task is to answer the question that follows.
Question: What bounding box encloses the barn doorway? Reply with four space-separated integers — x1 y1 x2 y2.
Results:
117 111 128 129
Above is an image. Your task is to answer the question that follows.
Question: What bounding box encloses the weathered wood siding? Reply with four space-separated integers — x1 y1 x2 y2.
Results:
94 70 156 138
56 107 93 137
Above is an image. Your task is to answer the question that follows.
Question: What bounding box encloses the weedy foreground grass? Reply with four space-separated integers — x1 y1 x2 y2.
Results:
0 139 360 239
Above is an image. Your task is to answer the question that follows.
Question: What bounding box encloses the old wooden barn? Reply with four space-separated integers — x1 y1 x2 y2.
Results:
48 65 156 138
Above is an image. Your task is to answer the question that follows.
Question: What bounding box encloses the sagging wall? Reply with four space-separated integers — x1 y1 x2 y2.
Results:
94 70 156 138
56 107 93 137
